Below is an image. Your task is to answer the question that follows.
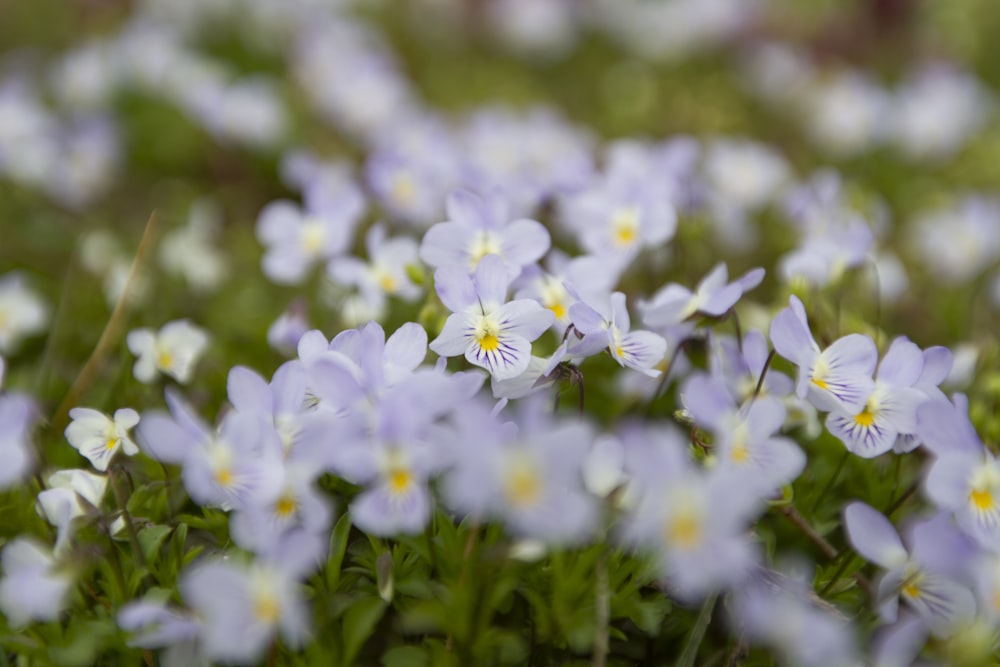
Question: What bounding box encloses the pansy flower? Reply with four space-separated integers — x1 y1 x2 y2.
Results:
430 254 553 380
825 337 926 458
127 319 209 385
569 291 667 377
65 407 140 471
640 263 764 328
769 295 876 414
419 189 551 275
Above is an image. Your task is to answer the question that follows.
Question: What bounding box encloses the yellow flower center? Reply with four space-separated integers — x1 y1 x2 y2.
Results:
105 437 119 451
301 220 326 255
468 231 502 269
971 488 995 511
611 207 640 247
854 407 875 427
215 469 233 487
902 581 921 599
811 377 828 390
547 302 567 320
479 333 500 351
275 495 297 517
504 466 542 508
388 468 413 495
391 174 416 206
667 513 702 550
254 595 281 623
378 273 398 293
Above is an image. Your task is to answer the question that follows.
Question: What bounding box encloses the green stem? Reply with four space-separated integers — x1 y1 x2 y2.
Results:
591 549 609 667
675 593 718 667
810 450 849 514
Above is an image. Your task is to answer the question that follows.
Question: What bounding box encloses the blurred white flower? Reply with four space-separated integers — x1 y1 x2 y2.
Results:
0 273 48 355
159 199 228 292
127 320 209 384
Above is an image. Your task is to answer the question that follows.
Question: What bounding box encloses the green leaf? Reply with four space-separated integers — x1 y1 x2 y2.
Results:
380 645 428 667
328 514 353 591
341 597 387 665
138 524 172 566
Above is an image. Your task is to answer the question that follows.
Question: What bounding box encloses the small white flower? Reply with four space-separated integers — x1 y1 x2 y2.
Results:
159 200 228 292
0 273 48 354
127 320 209 384
65 407 140 471
36 469 108 553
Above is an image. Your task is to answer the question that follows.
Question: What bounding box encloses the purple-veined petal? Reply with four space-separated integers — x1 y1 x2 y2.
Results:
617 330 667 376
466 333 531 380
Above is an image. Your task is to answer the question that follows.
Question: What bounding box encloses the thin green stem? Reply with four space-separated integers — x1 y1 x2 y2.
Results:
810 450 849 514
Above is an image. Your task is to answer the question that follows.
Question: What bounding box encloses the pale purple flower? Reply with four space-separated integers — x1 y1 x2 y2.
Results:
328 223 422 312
267 300 309 356
569 291 667 377
513 251 621 336
0 538 73 628
681 373 805 495
619 423 760 600
769 295 876 414
708 330 794 403
419 189 551 275
894 345 952 454
640 263 764 328
732 569 859 667
558 175 676 259
912 195 1000 284
430 255 553 380
441 399 598 544
136 390 284 511
255 181 365 284
918 395 1000 552
0 393 37 489
181 556 309 664
118 599 204 667
826 337 926 458
844 502 976 636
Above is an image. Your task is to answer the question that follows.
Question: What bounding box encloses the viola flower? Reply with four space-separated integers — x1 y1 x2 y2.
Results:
769 295 876 414
569 291 667 377
825 336 926 458
127 319 209 385
327 223 422 312
620 423 760 600
255 180 365 284
0 272 48 354
267 300 310 356
136 389 284 511
681 373 805 496
158 199 228 293
118 599 202 667
419 189 551 275
708 330 794 403
440 398 598 544
65 407 140 471
558 176 676 259
0 392 37 490
0 538 74 628
36 469 108 553
640 263 765 328
514 251 622 336
844 502 976 637
430 255 553 380
918 396 1000 552
181 556 309 665
895 345 953 454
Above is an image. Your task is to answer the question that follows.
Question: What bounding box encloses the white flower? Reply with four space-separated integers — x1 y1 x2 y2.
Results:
65 407 140 471
159 200 228 292
0 538 73 627
0 273 48 354
36 468 108 553
127 320 209 384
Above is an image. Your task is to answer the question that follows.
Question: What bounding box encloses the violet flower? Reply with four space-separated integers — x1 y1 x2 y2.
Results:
430 254 553 380
640 263 764 328
769 295 876 414
419 189 551 275
569 291 667 377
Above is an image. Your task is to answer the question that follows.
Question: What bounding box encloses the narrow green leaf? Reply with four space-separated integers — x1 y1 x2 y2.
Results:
341 597 387 665
675 593 718 667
